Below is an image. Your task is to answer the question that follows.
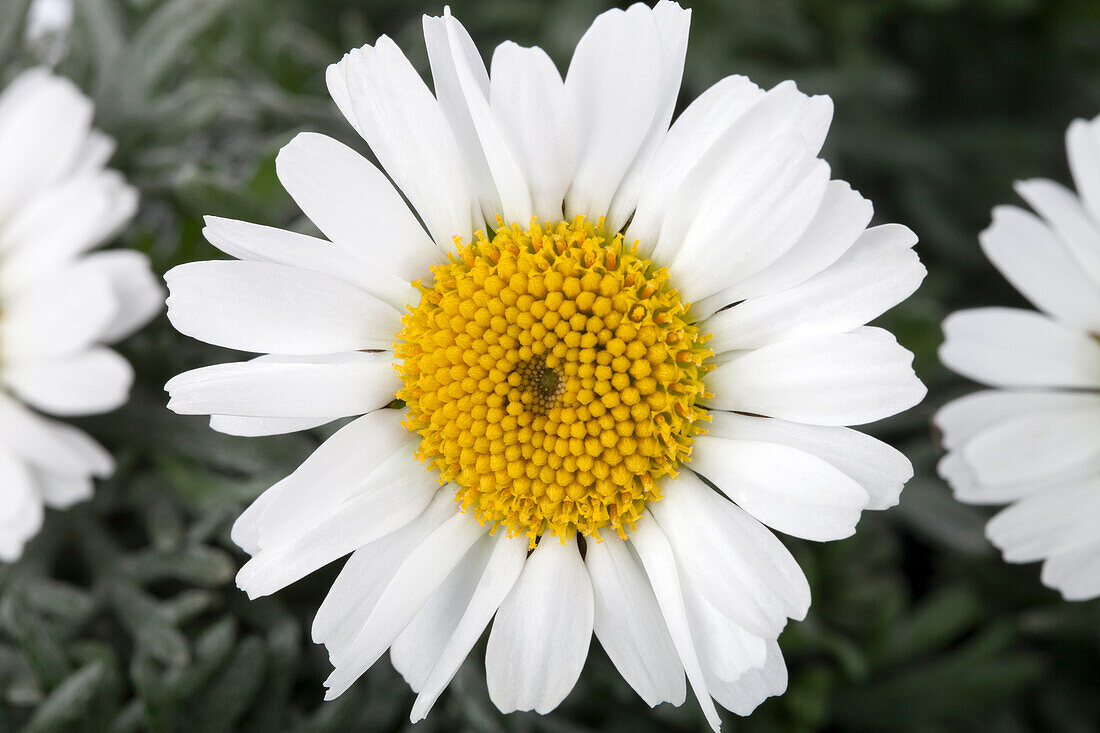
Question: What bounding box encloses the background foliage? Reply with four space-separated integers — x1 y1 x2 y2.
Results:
1 0 1099 730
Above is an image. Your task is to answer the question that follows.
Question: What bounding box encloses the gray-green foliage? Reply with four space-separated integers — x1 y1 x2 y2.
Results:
2 0 1100 730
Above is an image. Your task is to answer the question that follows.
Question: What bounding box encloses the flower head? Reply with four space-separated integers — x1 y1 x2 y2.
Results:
0 68 162 561
938 113 1100 601
166 3 925 727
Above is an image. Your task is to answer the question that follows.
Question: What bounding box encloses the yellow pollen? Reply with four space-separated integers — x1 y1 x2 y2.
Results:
394 216 712 545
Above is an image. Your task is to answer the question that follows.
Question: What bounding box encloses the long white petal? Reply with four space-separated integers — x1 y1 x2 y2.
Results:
323 510 487 699
3 347 131 417
328 37 478 246
486 536 593 714
564 4 663 221
410 532 528 722
630 512 722 732
940 307 1100 389
585 528 686 707
165 260 401 355
650 472 809 637
705 411 913 511
691 437 869 541
706 327 926 426
166 352 397 419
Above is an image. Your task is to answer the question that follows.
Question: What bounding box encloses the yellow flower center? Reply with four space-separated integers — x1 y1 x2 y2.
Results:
394 216 712 544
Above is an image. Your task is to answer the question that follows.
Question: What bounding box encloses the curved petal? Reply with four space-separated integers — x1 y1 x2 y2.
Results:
564 3 663 221
980 203 1100 331
165 260 401 355
3 346 132 417
323 510 487 699
585 528 685 707
424 10 531 225
489 42 576 223
630 512 721 732
166 352 398 419
940 307 1100 389
486 536 593 714
650 471 810 637
703 225 924 352
705 411 913 511
327 37 478 246
986 477 1100 562
706 327 926 426
410 532 528 722
691 437 870 541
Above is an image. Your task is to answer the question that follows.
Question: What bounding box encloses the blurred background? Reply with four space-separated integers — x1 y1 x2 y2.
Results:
1 0 1099 730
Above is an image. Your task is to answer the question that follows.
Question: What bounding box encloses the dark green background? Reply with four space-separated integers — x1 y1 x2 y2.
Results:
1 0 1098 730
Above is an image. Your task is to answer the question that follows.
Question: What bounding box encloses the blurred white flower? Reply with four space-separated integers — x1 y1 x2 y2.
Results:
165 2 925 727
0 68 163 561
938 114 1100 601
24 0 74 66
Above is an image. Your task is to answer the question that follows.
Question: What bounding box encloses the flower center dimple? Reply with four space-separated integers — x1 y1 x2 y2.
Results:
394 216 713 545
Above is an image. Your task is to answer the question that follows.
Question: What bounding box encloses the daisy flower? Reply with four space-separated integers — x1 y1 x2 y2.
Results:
0 68 162 561
937 114 1100 601
165 3 926 726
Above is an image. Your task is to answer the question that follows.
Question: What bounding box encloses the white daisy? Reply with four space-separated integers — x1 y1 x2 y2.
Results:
0 68 163 561
937 113 1100 601
165 3 926 726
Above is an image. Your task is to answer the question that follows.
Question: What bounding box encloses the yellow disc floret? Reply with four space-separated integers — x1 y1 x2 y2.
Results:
394 216 712 545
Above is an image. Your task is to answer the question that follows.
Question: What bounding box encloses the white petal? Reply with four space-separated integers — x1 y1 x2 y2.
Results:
0 393 112 477
986 477 1100 562
74 251 163 343
209 415 336 437
0 171 136 286
940 307 1100 389
692 184 879 317
1013 178 1100 287
424 10 531 225
627 74 766 251
707 640 788 717
979 203 1100 331
3 347 131 417
630 512 722 732
682 580 767 681
664 127 829 304
241 409 412 550
391 534 492 692
410 532 528 722
605 0 691 233
489 42 576 223
165 260 401 355
962 406 1100 486
706 327 926 426
0 448 43 562
691 437 869 541
32 468 93 509
275 133 441 283
647 81 832 300
323 510 487 699
564 4 664 221
203 216 419 312
938 451 1100 507
311 491 458 654
0 262 118 361
933 389 1100 451
651 471 810 637
585 528 685 707
166 352 397 419
703 226 925 352
706 411 912 511
235 448 438 598
328 37 478 246
1065 116 1100 235
0 70 92 219
486 536 593 714
1041 544 1100 601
